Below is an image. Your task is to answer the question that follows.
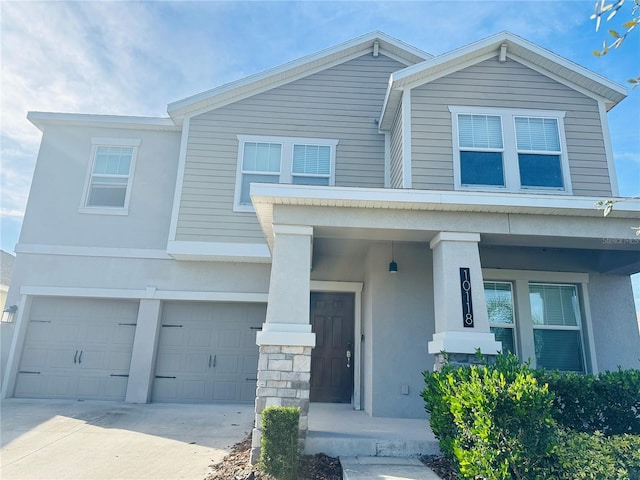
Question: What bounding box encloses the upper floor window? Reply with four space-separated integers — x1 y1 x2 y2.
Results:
234 135 338 211
450 107 571 194
80 138 140 214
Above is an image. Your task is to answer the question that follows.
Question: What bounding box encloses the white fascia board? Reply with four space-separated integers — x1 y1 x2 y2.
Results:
167 240 271 263
168 116 190 242
15 244 172 259
27 111 179 132
597 99 619 197
379 31 626 122
250 183 640 218
168 31 431 122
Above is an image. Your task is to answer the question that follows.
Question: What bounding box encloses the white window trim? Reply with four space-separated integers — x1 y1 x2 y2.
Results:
79 137 141 215
449 106 572 194
485 280 518 356
483 269 593 372
234 135 338 212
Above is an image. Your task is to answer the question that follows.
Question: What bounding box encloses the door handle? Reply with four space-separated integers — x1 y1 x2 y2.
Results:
78 350 83 364
346 343 352 369
213 355 216 368
74 350 78 364
209 355 212 368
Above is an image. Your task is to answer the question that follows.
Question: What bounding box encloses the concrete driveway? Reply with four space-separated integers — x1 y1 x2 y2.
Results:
0 398 254 480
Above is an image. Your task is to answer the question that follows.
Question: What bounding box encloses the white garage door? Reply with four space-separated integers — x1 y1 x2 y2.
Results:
152 302 265 403
15 297 138 400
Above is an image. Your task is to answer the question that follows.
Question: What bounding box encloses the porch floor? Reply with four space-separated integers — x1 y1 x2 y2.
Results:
305 403 440 458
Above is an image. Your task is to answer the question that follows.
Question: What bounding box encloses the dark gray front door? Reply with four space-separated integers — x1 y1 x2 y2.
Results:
310 292 355 403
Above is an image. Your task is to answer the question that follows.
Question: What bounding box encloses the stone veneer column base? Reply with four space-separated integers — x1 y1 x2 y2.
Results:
433 352 498 371
249 345 312 465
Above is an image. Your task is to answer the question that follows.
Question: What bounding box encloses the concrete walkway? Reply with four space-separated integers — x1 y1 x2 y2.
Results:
0 398 254 480
341 456 441 480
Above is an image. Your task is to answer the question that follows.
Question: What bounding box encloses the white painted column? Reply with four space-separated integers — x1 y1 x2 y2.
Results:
1 294 32 398
257 224 315 347
125 299 162 403
428 232 501 356
252 224 315 464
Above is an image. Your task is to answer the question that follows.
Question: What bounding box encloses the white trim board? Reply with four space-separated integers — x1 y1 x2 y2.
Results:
15 244 172 259
20 286 269 303
167 240 271 262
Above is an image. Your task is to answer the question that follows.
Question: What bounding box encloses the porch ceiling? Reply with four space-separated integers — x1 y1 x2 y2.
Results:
251 184 640 274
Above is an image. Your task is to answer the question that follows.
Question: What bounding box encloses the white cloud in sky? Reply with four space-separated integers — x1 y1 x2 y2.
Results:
1 0 638 255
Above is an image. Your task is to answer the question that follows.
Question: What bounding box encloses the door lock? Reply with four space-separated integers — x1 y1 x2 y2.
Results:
346 343 352 369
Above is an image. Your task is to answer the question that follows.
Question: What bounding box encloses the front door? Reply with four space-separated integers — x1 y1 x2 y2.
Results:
310 292 354 403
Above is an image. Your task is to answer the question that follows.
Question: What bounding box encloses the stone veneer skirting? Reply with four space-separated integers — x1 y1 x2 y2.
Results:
250 345 312 464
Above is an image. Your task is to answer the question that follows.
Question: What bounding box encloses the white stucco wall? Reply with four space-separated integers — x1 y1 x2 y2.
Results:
363 243 434 418
588 273 640 371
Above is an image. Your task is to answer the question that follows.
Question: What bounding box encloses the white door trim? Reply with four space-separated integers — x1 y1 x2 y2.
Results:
309 281 363 410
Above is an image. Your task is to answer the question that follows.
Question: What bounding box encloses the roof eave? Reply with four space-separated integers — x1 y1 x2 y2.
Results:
27 111 179 132
167 31 432 123
379 31 627 128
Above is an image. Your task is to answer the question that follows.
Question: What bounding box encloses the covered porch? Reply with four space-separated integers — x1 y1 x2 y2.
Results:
248 183 640 460
306 403 439 458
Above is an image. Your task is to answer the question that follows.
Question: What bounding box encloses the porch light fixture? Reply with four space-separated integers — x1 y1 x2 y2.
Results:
389 242 398 273
1 304 17 323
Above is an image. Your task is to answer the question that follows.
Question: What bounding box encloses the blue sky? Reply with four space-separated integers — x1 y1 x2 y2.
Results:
0 0 638 305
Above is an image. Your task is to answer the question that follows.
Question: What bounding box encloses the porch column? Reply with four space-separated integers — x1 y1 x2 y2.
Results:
428 232 501 369
125 298 162 403
250 225 315 464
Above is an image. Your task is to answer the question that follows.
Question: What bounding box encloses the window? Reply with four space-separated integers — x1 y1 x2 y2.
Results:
81 138 140 213
484 281 516 354
483 271 589 373
235 135 338 211
450 107 570 193
529 283 584 372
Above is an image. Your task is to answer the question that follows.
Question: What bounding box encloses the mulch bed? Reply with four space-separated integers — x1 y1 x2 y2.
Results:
205 436 459 479
205 436 342 480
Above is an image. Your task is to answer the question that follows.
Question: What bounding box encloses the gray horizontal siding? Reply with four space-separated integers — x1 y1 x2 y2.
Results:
176 53 405 243
390 103 403 188
410 58 612 196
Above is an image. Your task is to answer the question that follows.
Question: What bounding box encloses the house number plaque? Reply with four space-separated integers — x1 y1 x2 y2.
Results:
460 267 474 328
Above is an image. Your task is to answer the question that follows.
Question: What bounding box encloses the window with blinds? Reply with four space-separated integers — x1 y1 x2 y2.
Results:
484 281 516 355
514 117 563 188
458 114 505 187
234 135 338 211
529 283 584 372
449 107 570 193
292 144 331 185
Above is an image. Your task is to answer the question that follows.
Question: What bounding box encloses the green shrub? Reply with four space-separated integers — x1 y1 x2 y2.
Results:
535 368 640 435
550 430 640 480
422 354 557 479
259 406 300 480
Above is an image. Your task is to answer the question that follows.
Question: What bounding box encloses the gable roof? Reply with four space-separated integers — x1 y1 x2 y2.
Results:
378 31 627 130
167 31 432 124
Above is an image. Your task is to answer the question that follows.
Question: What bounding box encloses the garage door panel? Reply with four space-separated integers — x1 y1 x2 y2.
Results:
185 354 208 372
152 302 265 404
215 355 240 375
213 382 236 401
16 297 138 400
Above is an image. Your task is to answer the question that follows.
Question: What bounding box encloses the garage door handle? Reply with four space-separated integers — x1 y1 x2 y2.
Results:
209 355 212 368
213 355 216 367
74 350 78 364
155 375 176 379
78 350 83 364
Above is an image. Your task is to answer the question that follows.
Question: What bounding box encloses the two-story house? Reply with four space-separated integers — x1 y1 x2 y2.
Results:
2 32 639 457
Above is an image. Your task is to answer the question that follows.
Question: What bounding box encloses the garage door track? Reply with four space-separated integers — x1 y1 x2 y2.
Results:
0 399 254 480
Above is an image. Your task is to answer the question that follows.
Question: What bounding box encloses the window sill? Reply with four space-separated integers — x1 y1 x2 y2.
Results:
456 185 571 195
78 207 129 216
